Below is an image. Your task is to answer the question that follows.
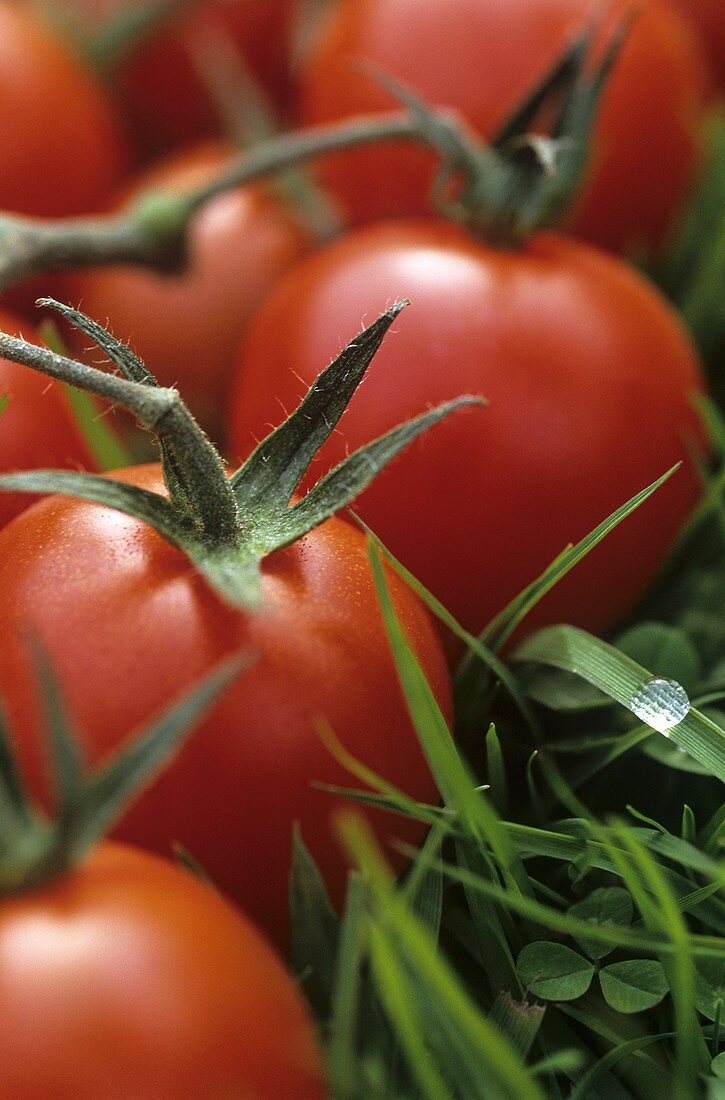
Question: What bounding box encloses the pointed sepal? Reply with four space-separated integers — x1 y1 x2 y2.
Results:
0 471 180 542
267 395 485 553
39 297 192 509
39 297 159 387
0 645 251 895
231 303 409 526
0 304 486 613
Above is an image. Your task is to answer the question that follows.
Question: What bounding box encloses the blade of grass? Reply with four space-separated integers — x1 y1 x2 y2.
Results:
514 625 725 781
481 467 679 653
341 814 546 1100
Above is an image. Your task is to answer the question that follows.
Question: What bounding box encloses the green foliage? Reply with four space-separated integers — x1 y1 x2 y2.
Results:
293 118 725 1098
517 943 595 1001
310 510 725 1098
649 109 725 380
599 961 669 1015
695 959 725 1023
568 888 634 961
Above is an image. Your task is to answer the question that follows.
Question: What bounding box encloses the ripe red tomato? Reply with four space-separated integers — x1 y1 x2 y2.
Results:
0 842 325 1098
0 4 127 216
297 0 711 254
666 0 725 87
0 465 450 944
66 0 295 153
64 143 311 428
229 221 705 638
0 308 94 528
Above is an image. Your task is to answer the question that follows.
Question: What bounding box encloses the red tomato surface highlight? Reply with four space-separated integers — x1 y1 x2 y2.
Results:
0 466 451 944
0 843 325 1099
229 221 705 638
297 0 710 253
0 4 127 216
65 143 311 428
0 308 94 528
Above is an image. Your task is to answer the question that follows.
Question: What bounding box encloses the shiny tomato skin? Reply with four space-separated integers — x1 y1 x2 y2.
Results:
0 465 450 944
0 308 95 528
229 220 705 638
297 0 710 254
0 843 325 1099
0 4 127 216
64 143 311 428
666 0 725 87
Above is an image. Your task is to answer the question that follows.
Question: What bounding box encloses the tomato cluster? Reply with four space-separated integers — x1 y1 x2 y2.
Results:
0 0 717 1093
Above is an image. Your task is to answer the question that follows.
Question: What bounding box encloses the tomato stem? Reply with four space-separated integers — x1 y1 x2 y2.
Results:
0 112 430 291
0 18 630 290
0 326 240 545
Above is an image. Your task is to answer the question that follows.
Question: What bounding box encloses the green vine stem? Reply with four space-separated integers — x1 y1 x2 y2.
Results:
0 20 629 292
0 112 433 292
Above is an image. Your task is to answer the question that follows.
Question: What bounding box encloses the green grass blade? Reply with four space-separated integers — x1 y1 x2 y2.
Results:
341 815 546 1100
482 467 679 652
514 625 725 781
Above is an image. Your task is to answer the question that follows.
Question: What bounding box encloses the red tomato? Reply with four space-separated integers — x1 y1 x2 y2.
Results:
66 0 295 153
64 143 311 428
0 4 127 216
229 221 705 638
0 465 450 944
666 0 725 88
0 308 94 528
0 842 325 1098
297 0 711 254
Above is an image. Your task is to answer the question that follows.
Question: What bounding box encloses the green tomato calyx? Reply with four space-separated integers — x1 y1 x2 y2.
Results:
0 642 248 896
0 298 483 609
380 14 634 246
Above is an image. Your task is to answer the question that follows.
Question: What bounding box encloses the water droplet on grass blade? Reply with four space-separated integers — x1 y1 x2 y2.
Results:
630 677 690 734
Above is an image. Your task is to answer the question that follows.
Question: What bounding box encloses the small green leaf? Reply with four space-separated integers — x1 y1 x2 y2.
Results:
516 942 594 1001
709 1078 725 1100
40 298 157 386
568 887 633 960
405 828 445 937
34 642 84 827
641 729 713 775
485 724 508 815
0 393 8 417
518 664 611 712
696 959 725 1022
615 622 701 693
599 959 669 1014
484 467 678 652
289 827 339 1017
172 843 214 887
712 1051 725 1079
276 396 482 551
75 652 250 857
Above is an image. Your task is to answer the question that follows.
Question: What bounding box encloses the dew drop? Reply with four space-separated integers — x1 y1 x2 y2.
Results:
630 677 691 734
